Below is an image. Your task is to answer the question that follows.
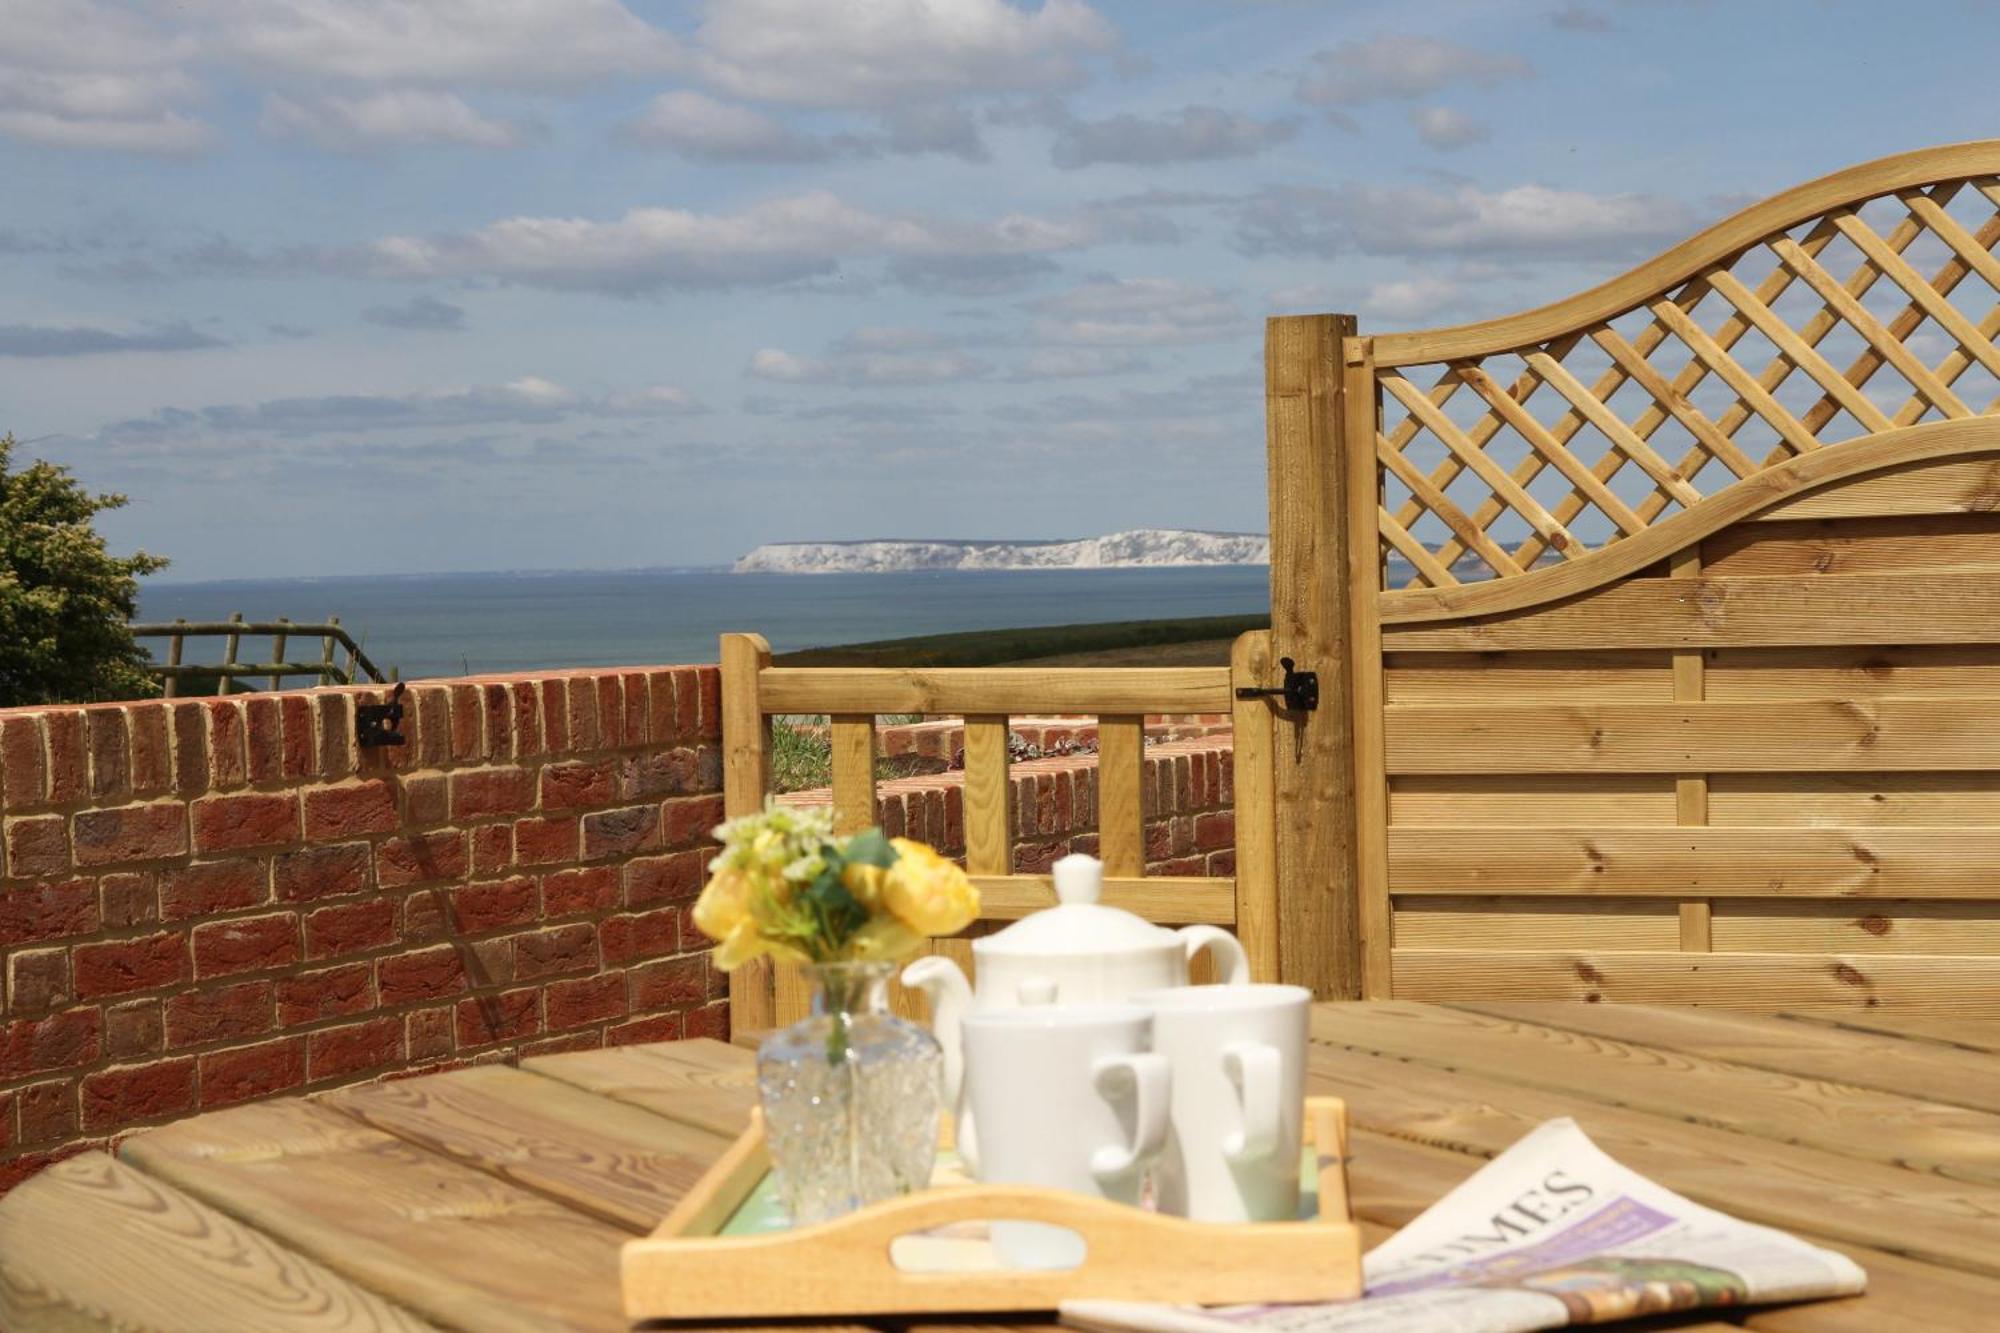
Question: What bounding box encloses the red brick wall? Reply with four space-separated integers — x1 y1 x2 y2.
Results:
0 666 726 1193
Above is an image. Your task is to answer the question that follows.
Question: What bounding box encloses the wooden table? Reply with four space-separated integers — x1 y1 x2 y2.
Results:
5 1001 2000 1331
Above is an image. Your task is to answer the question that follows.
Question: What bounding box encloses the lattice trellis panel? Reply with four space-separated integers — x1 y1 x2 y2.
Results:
1373 175 2000 589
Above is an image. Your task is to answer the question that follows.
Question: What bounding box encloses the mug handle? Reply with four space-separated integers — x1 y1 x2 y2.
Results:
1087 1052 1171 1183
1221 1042 1282 1163
1178 925 1251 984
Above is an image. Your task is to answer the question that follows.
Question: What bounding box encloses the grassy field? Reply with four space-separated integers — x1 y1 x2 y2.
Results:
772 613 1268 669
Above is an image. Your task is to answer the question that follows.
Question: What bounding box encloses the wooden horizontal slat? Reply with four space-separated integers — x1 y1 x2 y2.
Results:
1382 569 2000 650
971 874 1236 925
757 666 1231 715
1383 650 1669 702
1704 513 2000 576
1708 772 2000 825
1386 698 2000 772
1391 897 1681 949
1387 827 2000 896
1389 949 2000 1010
1704 644 2000 698
1710 901 2000 955
1389 775 1676 826
1756 456 2000 521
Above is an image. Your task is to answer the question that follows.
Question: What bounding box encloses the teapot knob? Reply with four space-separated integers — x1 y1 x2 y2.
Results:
1051 852 1103 906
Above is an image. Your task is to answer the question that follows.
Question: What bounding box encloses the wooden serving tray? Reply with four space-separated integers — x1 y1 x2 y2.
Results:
621 1096 1362 1320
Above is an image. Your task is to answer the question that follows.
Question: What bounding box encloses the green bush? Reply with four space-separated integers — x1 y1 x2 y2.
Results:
0 434 168 706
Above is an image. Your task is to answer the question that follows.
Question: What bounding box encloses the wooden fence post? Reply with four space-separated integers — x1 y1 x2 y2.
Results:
1264 314 1363 999
720 632 776 1036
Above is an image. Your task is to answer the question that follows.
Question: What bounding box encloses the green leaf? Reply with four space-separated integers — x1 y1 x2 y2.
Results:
843 827 898 869
801 870 867 951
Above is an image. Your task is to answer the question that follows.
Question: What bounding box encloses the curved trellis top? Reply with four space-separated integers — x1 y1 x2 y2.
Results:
1365 140 2000 597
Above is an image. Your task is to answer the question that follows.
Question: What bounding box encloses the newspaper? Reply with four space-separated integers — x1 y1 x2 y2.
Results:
1062 1119 1866 1333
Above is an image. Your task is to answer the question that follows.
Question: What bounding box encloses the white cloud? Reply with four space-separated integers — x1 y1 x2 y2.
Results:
0 4 211 153
1050 105 1298 168
1411 105 1487 149
261 90 521 152
1236 182 1699 260
749 346 993 385
1028 277 1242 345
620 90 827 161
691 0 1115 108
1009 347 1149 379
355 191 1095 293
1297 36 1530 107
1361 275 1463 321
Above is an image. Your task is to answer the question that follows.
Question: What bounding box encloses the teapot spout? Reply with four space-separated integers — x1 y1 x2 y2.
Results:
901 955 972 1113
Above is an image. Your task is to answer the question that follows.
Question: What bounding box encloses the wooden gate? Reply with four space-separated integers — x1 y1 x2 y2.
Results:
1276 140 2000 1009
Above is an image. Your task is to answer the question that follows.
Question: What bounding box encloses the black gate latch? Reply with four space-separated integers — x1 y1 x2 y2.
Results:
356 682 407 748
1234 658 1319 712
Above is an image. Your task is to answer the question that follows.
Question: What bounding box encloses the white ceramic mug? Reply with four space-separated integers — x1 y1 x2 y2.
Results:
1133 983 1310 1223
961 1005 1170 1268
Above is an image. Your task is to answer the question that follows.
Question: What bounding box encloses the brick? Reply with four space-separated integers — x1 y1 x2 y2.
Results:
301 781 400 842
538 679 570 751
171 700 209 795
621 671 649 745
408 1006 454 1061
448 876 537 933
456 989 540 1048
1 714 47 809
661 795 724 850
672 667 701 739
542 866 617 917
277 963 374 1026
0 1007 101 1079
450 682 483 761
45 710 86 803
303 899 395 960
0 1141 107 1196
581 805 660 860
192 913 299 978
157 860 261 921
72 801 188 866
684 1001 729 1042
513 815 577 865
307 1016 403 1082
0 874 98 946
513 922 597 980
482 683 514 760
624 850 704 908
567 677 599 750
404 773 448 826
599 909 678 965
200 1037 305 1108
74 930 188 998
539 760 615 810
87 707 130 799
245 696 283 783
512 683 542 758
206 700 247 787
521 1031 600 1058
99 870 158 927
595 676 624 749
4 814 68 878
451 767 533 822
466 936 513 986
646 671 677 746
104 1000 161 1059
280 694 317 780
400 888 445 945
82 1058 196 1130
618 750 698 801
630 955 708 1010
470 823 512 874
314 692 352 779
192 792 299 853
165 979 273 1048
545 974 625 1030
1193 810 1235 851
376 946 466 1004
18 1079 77 1144
608 1014 680 1046
412 686 450 767
272 842 370 902
375 830 467 887
8 947 71 1016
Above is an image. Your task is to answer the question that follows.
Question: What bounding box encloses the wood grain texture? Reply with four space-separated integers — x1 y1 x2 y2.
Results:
1704 645 2000 699
720 631 775 1038
1388 775 1677 826
1704 513 2000 576
1757 455 2000 521
1342 334 1386 998
119 1099 635 1333
523 1039 758 1139
1710 901 2000 955
1384 650 1670 702
1385 698 2000 773
972 873 1235 923
757 667 1230 715
1388 949 2000 1009
828 714 878 835
1390 898 1681 949
0 1152 434 1333
962 715 1012 876
1229 631 1281 983
1095 714 1144 877
321 1065 726 1234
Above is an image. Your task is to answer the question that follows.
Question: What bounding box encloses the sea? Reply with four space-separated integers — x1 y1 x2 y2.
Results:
135 566 1273 682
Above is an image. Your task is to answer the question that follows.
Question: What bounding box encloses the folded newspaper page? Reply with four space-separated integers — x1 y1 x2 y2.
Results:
1063 1118 1866 1333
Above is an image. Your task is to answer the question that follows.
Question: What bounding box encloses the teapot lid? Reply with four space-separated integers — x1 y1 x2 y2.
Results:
975 853 1177 957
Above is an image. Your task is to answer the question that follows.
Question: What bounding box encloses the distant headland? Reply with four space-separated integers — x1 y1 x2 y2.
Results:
733 529 1271 574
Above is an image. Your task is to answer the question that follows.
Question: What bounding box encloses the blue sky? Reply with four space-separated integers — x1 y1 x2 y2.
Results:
4 0 1995 581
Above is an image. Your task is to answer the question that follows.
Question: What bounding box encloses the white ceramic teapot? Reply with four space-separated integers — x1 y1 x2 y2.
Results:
902 851 1251 1169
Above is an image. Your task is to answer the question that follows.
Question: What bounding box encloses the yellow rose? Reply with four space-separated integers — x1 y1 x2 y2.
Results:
846 914 922 962
841 861 888 909
882 838 980 936
691 865 754 944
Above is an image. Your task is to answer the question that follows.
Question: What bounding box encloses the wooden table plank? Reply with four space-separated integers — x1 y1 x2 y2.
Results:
322 1063 728 1234
1306 1039 2000 1278
1780 1010 2000 1054
524 1036 758 1137
1459 1001 2000 1116
120 1098 637 1333
1312 1001 2000 1186
0 1151 436 1333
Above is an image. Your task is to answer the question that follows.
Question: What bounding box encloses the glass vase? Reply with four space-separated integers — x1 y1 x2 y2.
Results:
756 960 943 1224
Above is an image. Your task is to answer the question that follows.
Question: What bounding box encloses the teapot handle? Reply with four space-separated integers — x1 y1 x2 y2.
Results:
1178 925 1252 984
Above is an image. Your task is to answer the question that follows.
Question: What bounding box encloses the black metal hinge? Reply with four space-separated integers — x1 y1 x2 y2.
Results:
1234 657 1319 712
356 681 407 748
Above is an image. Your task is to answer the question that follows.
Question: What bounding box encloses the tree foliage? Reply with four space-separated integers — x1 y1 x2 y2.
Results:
0 434 168 706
